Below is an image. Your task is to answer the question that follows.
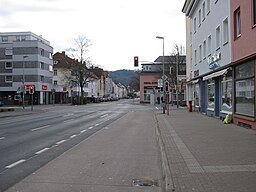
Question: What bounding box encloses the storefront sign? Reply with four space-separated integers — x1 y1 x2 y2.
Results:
42 85 48 90
207 52 221 70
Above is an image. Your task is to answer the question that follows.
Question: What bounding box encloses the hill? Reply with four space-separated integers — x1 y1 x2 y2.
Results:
109 69 137 86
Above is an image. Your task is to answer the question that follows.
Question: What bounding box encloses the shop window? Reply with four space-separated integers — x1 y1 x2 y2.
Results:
235 61 255 117
207 79 215 110
221 71 232 112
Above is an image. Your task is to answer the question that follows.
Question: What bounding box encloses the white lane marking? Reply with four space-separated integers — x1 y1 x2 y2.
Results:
6 159 26 169
94 124 99 126
70 134 77 138
63 113 74 117
35 148 50 155
88 126 93 130
155 107 159 110
100 114 109 118
56 140 66 145
64 119 74 123
31 125 50 132
0 137 5 140
80 129 87 133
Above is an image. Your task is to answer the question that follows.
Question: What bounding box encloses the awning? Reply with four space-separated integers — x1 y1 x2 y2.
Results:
203 68 229 81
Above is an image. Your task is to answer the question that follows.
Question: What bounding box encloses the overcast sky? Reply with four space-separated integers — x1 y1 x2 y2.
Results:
0 0 186 71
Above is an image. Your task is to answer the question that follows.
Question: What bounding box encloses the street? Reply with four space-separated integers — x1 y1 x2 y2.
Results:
0 99 161 192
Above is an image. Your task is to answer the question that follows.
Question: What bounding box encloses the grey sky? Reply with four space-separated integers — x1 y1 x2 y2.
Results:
0 0 186 70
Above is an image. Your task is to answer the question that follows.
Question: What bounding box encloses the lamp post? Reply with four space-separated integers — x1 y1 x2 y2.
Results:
156 36 165 114
22 56 28 109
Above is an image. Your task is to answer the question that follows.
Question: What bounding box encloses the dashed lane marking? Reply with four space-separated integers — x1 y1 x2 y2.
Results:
88 126 93 130
0 137 5 140
56 140 66 145
31 125 50 132
63 119 74 123
70 134 77 138
35 148 50 155
5 159 26 169
80 129 87 133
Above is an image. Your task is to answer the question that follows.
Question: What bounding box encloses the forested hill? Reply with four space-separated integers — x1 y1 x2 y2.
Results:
109 70 137 86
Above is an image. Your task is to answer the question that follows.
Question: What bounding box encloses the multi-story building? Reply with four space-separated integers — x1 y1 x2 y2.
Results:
231 0 256 128
182 0 233 119
139 56 186 104
0 32 53 105
183 0 256 128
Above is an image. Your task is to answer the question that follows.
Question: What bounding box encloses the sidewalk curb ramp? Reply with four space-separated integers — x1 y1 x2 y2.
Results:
154 112 175 192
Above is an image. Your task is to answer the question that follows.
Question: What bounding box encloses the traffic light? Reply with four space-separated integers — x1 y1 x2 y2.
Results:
170 67 174 75
29 86 34 94
134 56 139 67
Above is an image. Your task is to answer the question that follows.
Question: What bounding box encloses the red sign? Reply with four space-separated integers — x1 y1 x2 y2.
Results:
42 85 48 90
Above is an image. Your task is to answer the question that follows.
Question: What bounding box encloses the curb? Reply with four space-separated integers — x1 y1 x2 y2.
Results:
154 112 175 192
0 108 15 112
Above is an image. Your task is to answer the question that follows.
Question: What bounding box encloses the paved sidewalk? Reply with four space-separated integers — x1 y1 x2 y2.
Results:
155 108 256 192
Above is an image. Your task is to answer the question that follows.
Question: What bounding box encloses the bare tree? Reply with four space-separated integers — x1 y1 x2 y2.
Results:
65 35 94 104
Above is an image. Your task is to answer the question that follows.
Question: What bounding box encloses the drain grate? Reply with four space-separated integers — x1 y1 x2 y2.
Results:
132 178 158 187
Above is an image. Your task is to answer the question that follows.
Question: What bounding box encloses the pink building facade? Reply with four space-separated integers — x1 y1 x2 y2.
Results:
231 0 256 128
139 72 161 103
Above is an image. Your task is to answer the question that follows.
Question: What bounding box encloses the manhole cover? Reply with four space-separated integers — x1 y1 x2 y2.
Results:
132 179 158 187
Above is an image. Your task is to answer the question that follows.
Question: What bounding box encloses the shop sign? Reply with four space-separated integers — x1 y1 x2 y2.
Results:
42 85 48 90
207 52 221 70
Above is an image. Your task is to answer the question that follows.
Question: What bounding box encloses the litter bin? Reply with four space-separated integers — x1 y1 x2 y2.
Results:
188 101 192 112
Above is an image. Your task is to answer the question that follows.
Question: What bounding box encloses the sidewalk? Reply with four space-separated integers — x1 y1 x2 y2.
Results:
155 108 256 192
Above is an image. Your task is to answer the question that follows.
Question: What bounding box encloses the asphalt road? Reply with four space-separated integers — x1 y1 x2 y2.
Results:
0 99 154 192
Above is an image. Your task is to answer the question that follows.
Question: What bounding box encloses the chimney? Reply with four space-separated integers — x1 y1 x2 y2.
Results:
62 51 65 55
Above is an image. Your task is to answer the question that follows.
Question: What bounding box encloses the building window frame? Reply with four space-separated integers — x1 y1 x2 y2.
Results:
207 79 215 110
5 62 13 69
40 75 44 83
221 71 232 113
253 0 256 26
2 36 8 42
54 69 57 76
234 7 241 39
207 0 211 15
223 17 229 45
216 26 221 50
207 35 212 56
5 75 13 83
202 2 206 21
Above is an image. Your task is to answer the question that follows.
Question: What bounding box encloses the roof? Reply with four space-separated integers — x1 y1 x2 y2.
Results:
53 52 80 68
154 55 186 64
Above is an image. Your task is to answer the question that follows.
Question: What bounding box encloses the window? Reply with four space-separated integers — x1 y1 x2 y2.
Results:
49 65 53 72
207 35 212 56
194 49 197 66
194 17 197 33
40 49 44 56
235 61 255 116
207 0 210 14
202 2 206 21
40 62 45 70
199 45 202 62
207 79 215 110
199 9 202 26
2 36 8 42
21 35 26 41
5 62 12 69
203 40 206 59
54 69 57 76
40 75 44 82
195 83 200 107
16 36 21 41
234 7 241 38
253 0 256 26
54 80 58 85
5 48 13 56
223 18 229 44
216 26 221 50
5 76 13 82
221 71 232 112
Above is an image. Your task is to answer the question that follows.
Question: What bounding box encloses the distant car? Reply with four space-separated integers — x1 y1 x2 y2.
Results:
0 100 4 106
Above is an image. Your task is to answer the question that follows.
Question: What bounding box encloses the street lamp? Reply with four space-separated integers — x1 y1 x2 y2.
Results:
22 56 28 109
156 36 165 114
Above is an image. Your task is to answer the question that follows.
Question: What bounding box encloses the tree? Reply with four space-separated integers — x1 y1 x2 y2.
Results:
65 35 94 104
